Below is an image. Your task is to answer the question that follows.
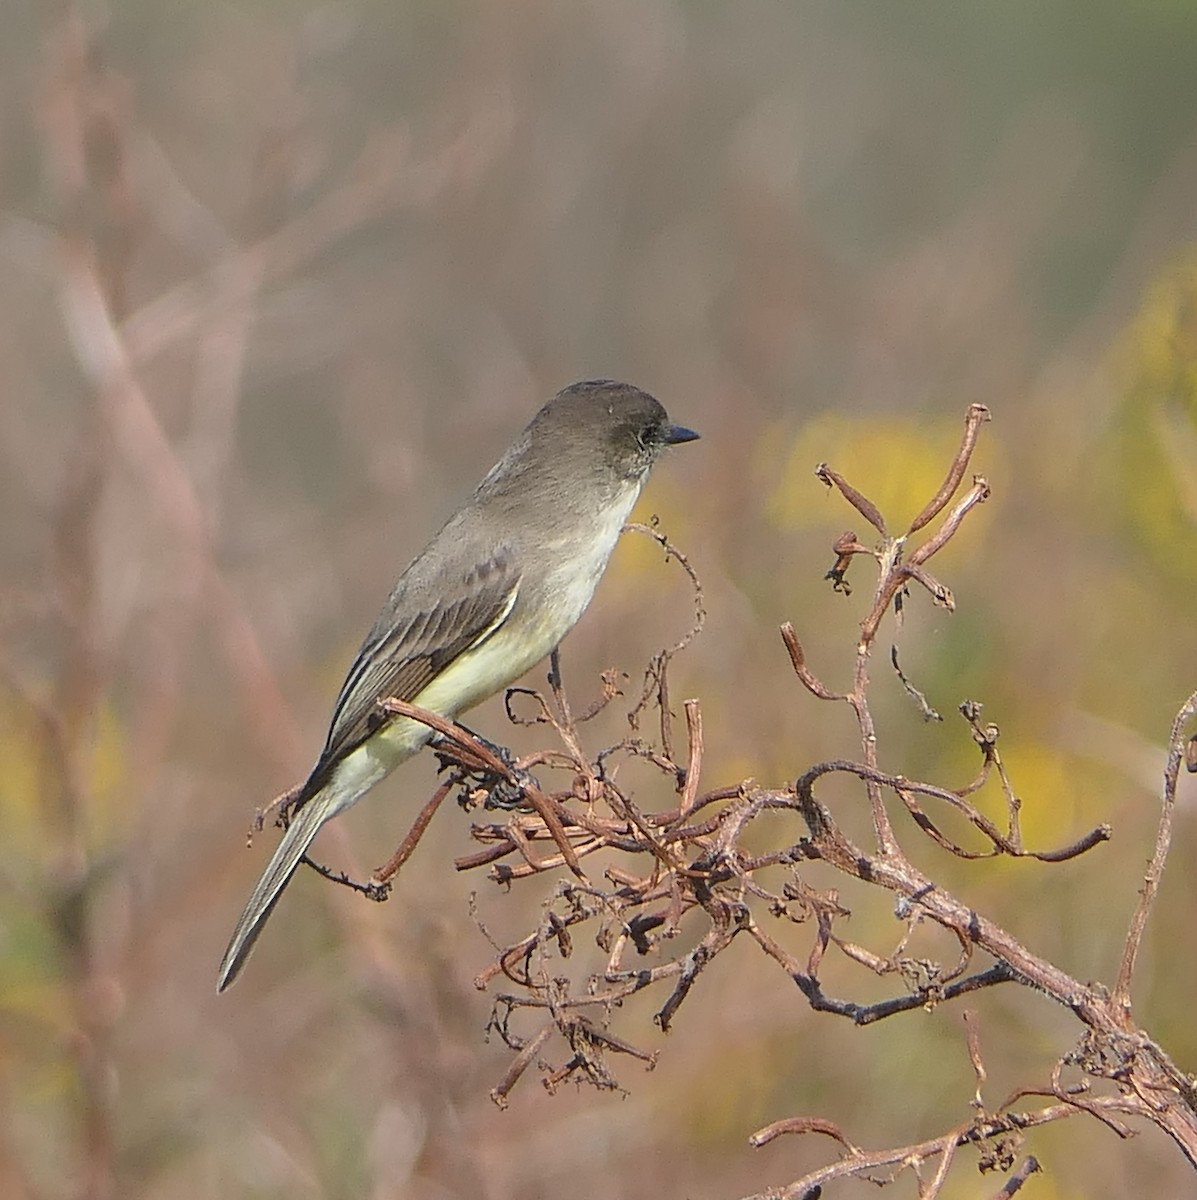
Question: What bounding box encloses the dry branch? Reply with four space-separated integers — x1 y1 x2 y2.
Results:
339 404 1197 1198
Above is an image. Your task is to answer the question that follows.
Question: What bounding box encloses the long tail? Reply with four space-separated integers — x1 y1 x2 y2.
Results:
217 794 333 992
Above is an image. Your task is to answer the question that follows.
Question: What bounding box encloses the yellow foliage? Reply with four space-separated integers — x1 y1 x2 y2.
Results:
0 694 131 868
80 703 131 844
0 699 44 848
1121 250 1197 415
994 739 1083 848
611 480 696 579
1111 251 1197 580
0 690 130 1039
763 410 996 544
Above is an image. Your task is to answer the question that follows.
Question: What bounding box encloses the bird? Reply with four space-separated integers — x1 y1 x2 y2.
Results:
218 380 698 989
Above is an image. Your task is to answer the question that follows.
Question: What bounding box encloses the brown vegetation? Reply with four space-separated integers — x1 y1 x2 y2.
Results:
7 6 1197 1200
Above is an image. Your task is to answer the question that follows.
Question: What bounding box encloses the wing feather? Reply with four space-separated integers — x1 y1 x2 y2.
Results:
311 550 521 779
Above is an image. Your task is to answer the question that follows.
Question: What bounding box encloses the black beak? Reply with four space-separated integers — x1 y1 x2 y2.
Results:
663 423 700 445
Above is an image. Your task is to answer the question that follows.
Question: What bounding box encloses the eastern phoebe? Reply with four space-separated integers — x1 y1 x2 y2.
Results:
218 380 698 990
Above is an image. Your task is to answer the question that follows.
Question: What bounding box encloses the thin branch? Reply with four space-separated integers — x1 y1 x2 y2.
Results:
489 1024 553 1109
989 1156 1041 1199
378 697 585 879
815 464 888 535
744 1098 1136 1200
371 776 458 885
1113 689 1197 1018
623 520 706 754
907 403 991 534
907 476 992 569
780 622 845 701
676 699 704 821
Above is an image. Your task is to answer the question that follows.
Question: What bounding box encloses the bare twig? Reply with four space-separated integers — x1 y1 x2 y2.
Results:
676 699 704 821
371 777 458 885
780 623 845 701
815 464 888 535
623 520 706 754
906 403 991 534
418 406 1197 1187
1113 688 1197 1018
989 1156 1041 1199
378 697 585 879
745 1099 1131 1200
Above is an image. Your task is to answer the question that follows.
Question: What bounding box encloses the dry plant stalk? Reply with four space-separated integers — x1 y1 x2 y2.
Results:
346 403 1197 1198
20 10 528 1195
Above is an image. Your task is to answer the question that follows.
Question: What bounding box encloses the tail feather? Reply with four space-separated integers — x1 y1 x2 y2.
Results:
217 796 333 992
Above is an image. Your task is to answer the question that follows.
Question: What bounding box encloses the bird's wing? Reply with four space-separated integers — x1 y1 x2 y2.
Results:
313 549 521 776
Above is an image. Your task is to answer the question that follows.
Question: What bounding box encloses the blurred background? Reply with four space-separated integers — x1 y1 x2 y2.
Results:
5 2 1197 1197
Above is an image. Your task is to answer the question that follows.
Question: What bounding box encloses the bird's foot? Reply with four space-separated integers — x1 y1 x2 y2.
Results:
433 727 542 810
484 761 543 811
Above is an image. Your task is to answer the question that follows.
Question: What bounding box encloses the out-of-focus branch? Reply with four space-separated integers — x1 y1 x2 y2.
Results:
31 8 485 1151
121 91 514 366
31 12 141 1198
57 210 307 775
